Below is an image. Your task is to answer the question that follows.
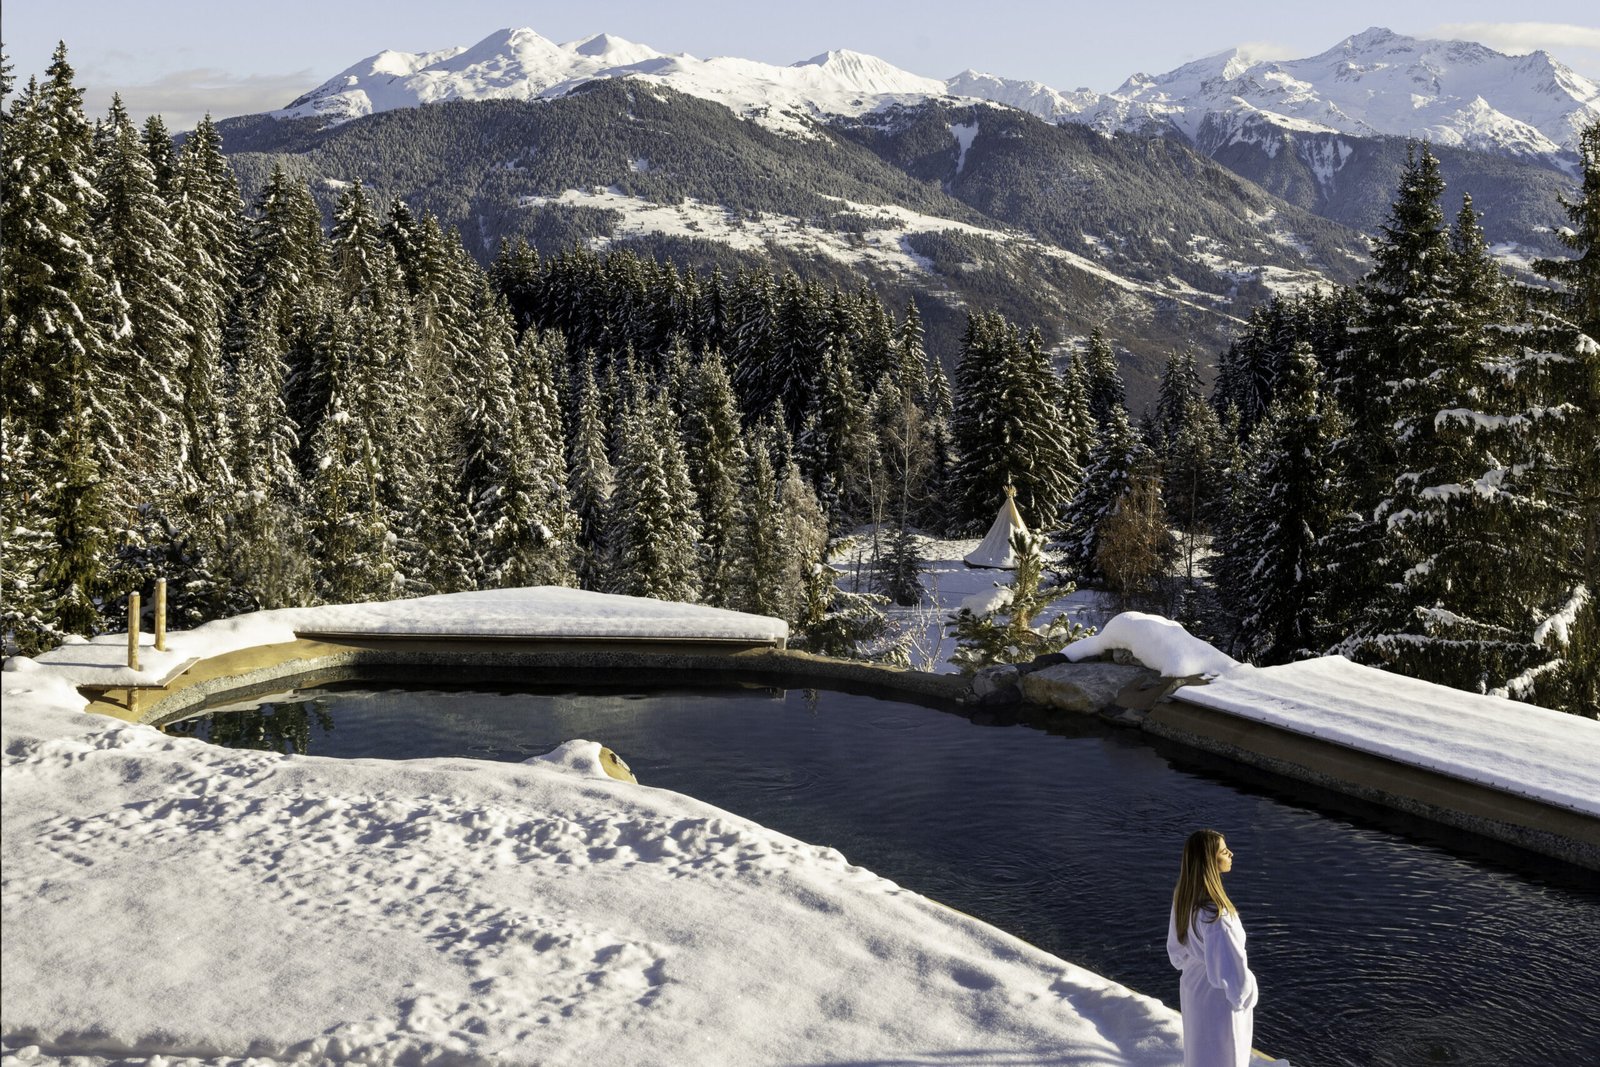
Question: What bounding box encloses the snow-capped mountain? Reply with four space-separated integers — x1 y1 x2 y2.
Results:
275 26 1596 166
989 27 1598 164
276 28 947 135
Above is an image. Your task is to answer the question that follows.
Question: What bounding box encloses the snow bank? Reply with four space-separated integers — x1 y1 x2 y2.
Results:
1065 611 1241 678
1 593 1190 1066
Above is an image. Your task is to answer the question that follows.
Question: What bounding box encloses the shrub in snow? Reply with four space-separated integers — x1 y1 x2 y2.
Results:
946 531 1094 674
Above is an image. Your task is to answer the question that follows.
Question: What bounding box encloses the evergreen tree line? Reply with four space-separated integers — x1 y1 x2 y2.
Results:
3 46 1593 715
1 46 954 660
1065 140 1597 717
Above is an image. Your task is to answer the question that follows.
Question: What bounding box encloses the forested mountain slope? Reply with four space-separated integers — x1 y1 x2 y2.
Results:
216 82 1372 407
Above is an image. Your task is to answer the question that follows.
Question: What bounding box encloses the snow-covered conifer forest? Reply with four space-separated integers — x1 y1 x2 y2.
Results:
3 44 1596 715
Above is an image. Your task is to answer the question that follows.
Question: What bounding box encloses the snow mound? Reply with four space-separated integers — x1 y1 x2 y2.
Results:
524 738 614 779
1065 612 1241 678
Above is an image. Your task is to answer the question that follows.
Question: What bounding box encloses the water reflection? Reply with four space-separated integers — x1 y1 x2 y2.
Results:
166 699 335 755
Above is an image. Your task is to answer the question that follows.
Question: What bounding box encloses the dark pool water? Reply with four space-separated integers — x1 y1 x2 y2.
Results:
168 680 1600 1066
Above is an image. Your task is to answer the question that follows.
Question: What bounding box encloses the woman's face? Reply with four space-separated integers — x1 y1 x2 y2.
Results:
1216 838 1234 874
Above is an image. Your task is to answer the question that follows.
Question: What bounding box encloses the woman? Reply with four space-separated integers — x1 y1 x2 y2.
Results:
1167 829 1259 1067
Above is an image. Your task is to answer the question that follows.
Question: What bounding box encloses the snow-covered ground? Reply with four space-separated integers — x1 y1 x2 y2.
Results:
3 587 1210 1067
6 553 1593 1065
827 531 1116 671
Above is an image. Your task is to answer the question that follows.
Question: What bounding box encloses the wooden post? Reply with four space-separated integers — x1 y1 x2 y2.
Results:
154 578 167 652
127 591 141 672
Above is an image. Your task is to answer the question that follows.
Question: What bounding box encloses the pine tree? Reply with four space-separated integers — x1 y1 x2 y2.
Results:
566 359 616 591
1322 142 1454 647
1228 344 1346 663
950 314 1077 530
681 349 749 607
1084 327 1127 431
608 394 701 602
1059 404 1149 583
735 421 789 618
162 113 244 620
1514 121 1600 714
93 95 188 467
0 47 117 643
305 304 398 603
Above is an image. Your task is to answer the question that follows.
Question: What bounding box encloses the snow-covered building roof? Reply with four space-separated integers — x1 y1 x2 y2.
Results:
963 486 1030 569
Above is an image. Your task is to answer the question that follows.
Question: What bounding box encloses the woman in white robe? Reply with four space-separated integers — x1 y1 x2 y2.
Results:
1167 829 1259 1067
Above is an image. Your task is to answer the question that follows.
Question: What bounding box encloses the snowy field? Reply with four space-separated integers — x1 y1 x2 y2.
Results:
2 584 1206 1066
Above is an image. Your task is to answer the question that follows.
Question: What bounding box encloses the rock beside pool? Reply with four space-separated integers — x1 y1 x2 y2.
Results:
971 664 1023 706
1020 662 1160 713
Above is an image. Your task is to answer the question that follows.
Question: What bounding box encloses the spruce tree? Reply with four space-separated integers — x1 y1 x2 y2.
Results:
608 394 701 603
1059 404 1148 583
1084 327 1127 431
0 47 117 642
735 421 789 619
1228 344 1346 663
1322 142 1453 647
567 360 616 591
681 350 749 608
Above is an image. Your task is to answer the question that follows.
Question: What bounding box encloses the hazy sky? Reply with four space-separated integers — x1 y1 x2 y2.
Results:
5 0 1599 130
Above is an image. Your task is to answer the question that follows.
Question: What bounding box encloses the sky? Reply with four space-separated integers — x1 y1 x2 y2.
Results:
4 0 1599 130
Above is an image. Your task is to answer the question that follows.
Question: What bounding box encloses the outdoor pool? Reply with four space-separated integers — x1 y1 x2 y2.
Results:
166 677 1600 1066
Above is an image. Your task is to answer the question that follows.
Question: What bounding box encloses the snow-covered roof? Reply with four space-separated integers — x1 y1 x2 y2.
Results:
963 486 1030 569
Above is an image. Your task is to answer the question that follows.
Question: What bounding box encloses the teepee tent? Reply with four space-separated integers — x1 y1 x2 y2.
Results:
964 486 1030 569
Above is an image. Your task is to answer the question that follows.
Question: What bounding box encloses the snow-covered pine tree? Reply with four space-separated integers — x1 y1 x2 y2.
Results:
1058 403 1149 583
1058 349 1097 479
567 359 616 592
1228 343 1346 664
93 95 188 502
1514 121 1600 714
735 420 789 619
221 295 313 609
728 270 779 420
1151 348 1205 454
1084 327 1127 432
798 343 872 523
680 349 749 608
1346 194 1563 691
1321 142 1454 647
139 115 177 198
607 394 701 603
777 440 831 625
508 327 577 587
163 113 245 620
0 48 117 644
304 303 398 604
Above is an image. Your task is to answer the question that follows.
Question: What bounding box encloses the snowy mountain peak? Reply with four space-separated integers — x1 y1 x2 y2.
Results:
565 32 662 66
268 25 1598 163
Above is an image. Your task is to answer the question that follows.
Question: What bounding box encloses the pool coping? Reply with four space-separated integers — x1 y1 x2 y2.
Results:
85 636 970 725
78 636 1598 872
1144 693 1600 871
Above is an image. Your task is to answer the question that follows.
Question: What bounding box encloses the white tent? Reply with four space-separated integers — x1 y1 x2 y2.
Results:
963 486 1030 569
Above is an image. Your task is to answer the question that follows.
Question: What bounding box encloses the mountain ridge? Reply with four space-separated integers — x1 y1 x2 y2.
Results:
269 25 1597 166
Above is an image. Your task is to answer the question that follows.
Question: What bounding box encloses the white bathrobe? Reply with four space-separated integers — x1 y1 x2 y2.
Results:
1167 904 1259 1067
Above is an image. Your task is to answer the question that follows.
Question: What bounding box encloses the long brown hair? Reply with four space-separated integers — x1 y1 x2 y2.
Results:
1172 828 1237 945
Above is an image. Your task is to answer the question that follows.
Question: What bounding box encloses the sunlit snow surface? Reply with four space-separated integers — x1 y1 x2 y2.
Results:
2 589 1194 1065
